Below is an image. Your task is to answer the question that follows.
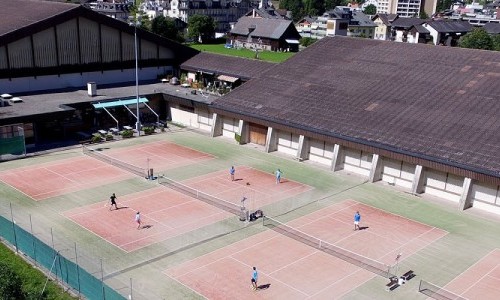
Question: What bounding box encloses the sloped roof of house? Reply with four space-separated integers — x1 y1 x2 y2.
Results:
245 8 285 19
391 17 426 29
373 13 398 26
180 52 275 81
0 0 78 36
231 17 294 39
426 20 473 33
350 11 376 27
483 22 500 34
212 36 500 181
412 24 430 34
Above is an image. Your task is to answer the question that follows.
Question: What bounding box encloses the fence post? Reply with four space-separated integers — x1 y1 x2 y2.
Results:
74 243 81 298
129 277 133 300
29 214 37 265
101 258 105 300
9 203 18 253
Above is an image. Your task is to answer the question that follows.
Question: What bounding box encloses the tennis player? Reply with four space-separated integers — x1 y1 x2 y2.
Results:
354 211 361 231
135 211 141 229
251 267 258 290
109 193 118 211
230 166 235 181
275 169 282 184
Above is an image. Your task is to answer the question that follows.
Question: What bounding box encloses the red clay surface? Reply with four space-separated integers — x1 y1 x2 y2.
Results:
443 249 500 300
182 166 312 211
165 200 447 299
0 141 213 201
63 186 232 252
102 140 214 172
62 166 312 252
0 157 133 200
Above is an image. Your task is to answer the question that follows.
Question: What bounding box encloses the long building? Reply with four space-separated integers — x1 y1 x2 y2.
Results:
1 0 500 217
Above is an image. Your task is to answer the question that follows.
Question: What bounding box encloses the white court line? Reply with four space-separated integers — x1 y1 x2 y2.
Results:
308 268 374 299
229 256 310 297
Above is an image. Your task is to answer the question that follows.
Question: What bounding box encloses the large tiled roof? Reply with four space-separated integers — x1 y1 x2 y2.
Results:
212 37 500 178
426 20 472 33
180 52 275 81
0 0 78 36
231 17 293 39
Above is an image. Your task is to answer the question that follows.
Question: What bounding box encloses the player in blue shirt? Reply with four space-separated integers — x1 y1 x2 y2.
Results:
275 169 282 184
230 166 235 181
251 267 258 290
354 211 361 231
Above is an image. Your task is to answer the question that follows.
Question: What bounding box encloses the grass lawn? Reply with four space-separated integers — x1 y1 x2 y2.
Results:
189 43 295 63
0 242 76 299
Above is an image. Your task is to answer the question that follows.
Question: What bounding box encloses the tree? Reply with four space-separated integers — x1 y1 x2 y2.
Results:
459 28 493 50
129 0 151 31
300 37 317 47
151 16 184 42
419 10 429 19
363 4 377 15
187 15 216 42
492 34 500 51
0 263 24 300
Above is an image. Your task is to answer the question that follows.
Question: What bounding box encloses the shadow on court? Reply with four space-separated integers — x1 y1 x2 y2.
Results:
358 226 369 230
141 225 153 229
257 284 271 290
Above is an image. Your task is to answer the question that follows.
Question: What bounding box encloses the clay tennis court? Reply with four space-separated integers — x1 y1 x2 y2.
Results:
165 200 447 299
441 249 500 300
62 166 312 252
0 141 213 201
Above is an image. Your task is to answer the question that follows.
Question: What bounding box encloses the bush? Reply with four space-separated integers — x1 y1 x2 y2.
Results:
300 37 316 47
105 134 114 141
121 129 134 138
91 134 102 143
0 262 24 300
234 133 241 144
143 126 155 135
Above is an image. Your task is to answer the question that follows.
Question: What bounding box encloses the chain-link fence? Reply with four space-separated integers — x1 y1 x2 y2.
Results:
0 203 128 300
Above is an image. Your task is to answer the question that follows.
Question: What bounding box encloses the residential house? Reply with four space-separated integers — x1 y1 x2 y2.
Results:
347 10 377 38
374 0 437 18
304 7 374 39
390 17 426 42
230 17 302 51
296 16 316 38
372 13 398 40
422 20 472 45
166 0 261 32
408 24 431 43
86 0 133 22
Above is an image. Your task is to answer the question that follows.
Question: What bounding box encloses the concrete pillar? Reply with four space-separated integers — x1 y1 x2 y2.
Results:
330 144 343 171
411 165 425 195
210 113 223 137
237 119 249 144
459 177 474 210
296 135 309 161
265 126 277 153
369 154 383 183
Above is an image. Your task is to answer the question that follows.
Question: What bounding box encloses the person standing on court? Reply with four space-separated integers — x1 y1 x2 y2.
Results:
135 211 142 229
230 166 235 181
251 266 258 290
275 169 282 184
354 211 361 231
109 193 118 211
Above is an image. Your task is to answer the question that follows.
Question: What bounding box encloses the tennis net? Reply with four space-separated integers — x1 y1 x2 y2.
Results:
82 145 146 177
263 216 394 278
159 175 243 216
419 280 467 300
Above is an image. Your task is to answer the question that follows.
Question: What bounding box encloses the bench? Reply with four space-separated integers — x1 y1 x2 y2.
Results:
386 277 399 291
123 126 133 131
109 128 119 135
98 130 107 136
401 270 415 282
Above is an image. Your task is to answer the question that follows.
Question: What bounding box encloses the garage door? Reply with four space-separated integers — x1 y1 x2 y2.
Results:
249 123 267 146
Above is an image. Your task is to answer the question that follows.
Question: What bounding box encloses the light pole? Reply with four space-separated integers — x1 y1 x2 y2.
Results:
130 13 142 135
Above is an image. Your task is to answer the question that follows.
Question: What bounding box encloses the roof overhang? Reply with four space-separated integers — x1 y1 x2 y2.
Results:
217 75 239 83
285 39 300 44
92 97 149 109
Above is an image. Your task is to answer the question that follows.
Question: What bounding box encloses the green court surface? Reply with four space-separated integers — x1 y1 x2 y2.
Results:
1 128 499 299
